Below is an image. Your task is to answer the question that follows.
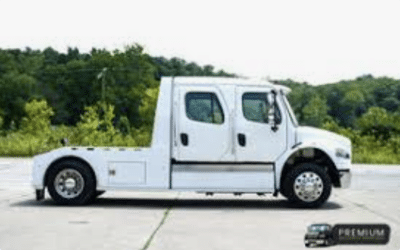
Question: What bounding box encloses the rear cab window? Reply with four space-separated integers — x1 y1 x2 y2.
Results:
185 92 224 124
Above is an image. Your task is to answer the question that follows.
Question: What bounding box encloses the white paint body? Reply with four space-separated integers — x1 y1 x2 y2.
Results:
32 77 352 194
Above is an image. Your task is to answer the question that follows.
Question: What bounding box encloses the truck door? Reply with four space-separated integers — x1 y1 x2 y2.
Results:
235 86 287 162
175 85 233 162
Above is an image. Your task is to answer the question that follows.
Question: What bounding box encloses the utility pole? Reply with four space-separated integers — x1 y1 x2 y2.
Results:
97 67 108 103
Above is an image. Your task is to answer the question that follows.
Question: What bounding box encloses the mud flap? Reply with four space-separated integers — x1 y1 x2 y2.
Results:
36 189 45 201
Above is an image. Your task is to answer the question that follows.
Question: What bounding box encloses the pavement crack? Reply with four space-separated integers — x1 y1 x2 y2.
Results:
339 196 400 225
140 195 179 250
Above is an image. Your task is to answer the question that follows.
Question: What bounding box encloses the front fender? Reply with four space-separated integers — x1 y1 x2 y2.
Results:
275 140 339 189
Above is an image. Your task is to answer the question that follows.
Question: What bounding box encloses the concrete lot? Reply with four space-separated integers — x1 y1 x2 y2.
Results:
0 159 400 250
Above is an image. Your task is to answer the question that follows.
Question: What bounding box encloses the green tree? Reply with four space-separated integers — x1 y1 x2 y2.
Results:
302 95 329 127
20 99 54 135
285 82 317 124
139 87 159 127
339 89 366 127
74 102 116 145
0 72 37 128
356 107 394 140
380 96 400 112
117 116 131 136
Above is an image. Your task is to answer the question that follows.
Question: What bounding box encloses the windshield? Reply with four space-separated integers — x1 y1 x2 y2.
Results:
282 93 299 127
308 225 330 232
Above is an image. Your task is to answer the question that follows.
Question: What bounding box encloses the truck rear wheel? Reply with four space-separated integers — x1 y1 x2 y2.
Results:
283 163 331 208
47 160 96 205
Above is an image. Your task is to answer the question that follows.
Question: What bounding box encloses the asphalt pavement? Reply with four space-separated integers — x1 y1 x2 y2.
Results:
0 159 399 250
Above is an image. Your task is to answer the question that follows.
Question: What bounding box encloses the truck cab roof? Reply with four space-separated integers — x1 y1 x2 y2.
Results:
169 77 291 93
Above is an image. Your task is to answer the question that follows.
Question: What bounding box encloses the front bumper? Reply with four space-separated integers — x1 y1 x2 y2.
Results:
338 169 351 188
304 239 325 245
31 156 45 190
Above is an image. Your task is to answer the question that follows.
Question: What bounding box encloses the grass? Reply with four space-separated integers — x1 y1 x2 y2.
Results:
0 127 399 164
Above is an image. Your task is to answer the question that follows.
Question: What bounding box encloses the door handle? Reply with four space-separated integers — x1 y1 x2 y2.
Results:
238 133 246 147
180 133 189 146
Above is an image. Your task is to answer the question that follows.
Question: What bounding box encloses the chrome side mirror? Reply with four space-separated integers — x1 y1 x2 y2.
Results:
268 90 279 132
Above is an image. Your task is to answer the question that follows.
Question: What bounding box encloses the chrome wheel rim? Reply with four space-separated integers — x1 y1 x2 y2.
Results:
54 169 85 199
294 171 323 202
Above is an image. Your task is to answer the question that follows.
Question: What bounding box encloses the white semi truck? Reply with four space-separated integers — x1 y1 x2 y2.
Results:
32 77 351 208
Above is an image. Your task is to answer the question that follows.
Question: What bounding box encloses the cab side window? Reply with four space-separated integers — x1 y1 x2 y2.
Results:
242 92 281 124
185 92 224 124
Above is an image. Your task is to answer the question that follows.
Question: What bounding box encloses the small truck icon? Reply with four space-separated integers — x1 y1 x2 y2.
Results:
304 224 334 247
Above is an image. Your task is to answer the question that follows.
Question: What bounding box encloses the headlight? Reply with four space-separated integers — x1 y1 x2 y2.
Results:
336 148 350 159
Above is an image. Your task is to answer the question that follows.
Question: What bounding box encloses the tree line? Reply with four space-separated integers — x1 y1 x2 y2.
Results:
0 45 233 130
0 45 399 163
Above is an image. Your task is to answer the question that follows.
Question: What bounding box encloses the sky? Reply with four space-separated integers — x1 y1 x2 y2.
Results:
1 0 400 85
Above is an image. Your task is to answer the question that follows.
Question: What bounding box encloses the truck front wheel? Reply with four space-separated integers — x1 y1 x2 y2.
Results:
283 163 331 208
47 160 96 205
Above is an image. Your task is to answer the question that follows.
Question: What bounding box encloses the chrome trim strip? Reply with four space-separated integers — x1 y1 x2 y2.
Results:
172 164 274 172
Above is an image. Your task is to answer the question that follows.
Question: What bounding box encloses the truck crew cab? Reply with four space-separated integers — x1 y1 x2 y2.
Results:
32 77 351 208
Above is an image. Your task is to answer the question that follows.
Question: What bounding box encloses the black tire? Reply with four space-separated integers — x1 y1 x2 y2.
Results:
280 186 289 199
283 163 331 208
47 160 96 205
